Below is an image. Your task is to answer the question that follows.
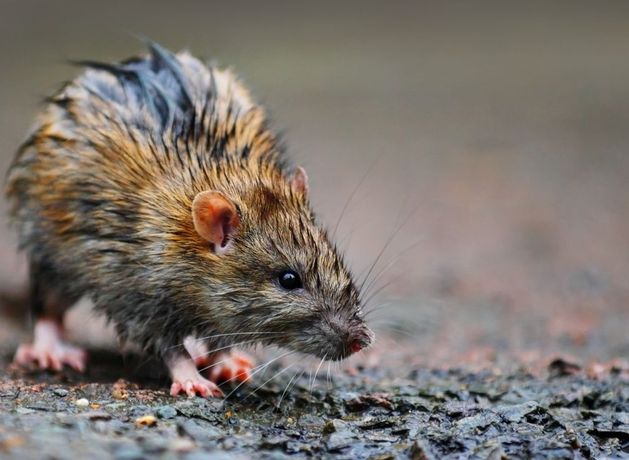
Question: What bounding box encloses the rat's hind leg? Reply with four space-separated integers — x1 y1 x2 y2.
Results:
14 319 87 372
13 261 87 372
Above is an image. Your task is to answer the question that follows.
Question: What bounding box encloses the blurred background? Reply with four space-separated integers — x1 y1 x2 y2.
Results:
0 0 627 371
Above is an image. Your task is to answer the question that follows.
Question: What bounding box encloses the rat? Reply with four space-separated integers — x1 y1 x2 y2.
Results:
5 43 373 397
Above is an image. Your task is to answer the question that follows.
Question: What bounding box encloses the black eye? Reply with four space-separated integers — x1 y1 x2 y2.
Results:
278 270 302 290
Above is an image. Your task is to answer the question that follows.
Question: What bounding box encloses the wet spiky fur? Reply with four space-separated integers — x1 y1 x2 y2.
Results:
6 43 372 363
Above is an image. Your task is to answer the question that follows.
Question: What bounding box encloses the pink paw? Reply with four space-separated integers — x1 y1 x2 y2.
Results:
170 376 223 398
207 352 254 384
14 342 87 372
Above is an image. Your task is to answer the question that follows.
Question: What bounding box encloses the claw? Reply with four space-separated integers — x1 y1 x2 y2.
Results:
13 319 87 373
168 353 224 398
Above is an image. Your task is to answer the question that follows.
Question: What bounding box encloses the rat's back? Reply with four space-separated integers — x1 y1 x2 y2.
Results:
6 43 280 272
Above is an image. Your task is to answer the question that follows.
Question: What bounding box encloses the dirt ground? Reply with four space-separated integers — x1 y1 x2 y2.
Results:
0 1 628 458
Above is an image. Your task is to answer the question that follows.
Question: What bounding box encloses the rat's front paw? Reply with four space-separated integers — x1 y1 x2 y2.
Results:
207 351 254 384
170 376 223 398
167 352 224 398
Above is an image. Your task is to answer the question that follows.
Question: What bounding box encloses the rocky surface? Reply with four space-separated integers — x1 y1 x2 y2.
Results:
0 352 627 459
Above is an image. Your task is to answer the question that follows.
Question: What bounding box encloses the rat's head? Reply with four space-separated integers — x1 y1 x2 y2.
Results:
188 162 373 361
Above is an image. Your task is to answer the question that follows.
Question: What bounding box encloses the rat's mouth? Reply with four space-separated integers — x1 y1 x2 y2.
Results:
287 326 373 361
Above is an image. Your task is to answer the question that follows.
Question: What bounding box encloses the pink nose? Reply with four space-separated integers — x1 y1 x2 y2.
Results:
349 340 363 354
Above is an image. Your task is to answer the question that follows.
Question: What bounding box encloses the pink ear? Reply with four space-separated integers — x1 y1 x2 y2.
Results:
192 191 240 254
291 166 309 195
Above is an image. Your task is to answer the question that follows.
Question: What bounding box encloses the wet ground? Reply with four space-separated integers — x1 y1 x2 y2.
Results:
0 349 627 459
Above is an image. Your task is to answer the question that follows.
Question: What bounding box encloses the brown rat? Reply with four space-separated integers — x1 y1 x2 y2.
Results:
5 43 373 397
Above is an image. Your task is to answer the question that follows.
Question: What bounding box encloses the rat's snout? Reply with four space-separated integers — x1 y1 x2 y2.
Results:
321 314 374 360
347 327 373 355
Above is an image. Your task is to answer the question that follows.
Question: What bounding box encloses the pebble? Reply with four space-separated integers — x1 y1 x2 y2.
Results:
135 414 157 427
75 398 90 408
111 388 129 400
53 388 69 397
322 419 349 434
156 405 177 419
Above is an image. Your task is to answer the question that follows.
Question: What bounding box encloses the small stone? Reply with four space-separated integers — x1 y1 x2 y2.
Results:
156 405 177 419
135 414 157 427
75 398 90 408
496 401 539 423
53 388 69 397
112 388 129 400
111 379 131 400
322 419 349 435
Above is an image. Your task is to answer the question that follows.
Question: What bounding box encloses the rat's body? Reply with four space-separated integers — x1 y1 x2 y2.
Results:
6 44 372 397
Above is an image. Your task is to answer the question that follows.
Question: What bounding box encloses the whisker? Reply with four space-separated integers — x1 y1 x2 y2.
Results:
223 350 295 400
191 331 286 342
363 302 393 318
358 199 423 295
197 353 244 374
326 362 332 389
277 367 305 409
331 154 381 240
362 280 396 310
310 353 327 391
360 237 425 301
246 362 297 400
167 331 286 351
192 338 261 359
374 326 419 339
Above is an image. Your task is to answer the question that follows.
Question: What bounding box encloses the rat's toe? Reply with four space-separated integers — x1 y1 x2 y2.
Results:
170 377 223 398
207 351 254 384
13 320 88 373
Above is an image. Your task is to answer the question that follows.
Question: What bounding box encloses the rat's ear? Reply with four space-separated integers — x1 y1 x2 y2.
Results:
290 166 309 196
192 191 240 255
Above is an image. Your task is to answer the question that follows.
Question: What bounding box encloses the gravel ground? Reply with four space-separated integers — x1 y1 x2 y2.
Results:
0 350 627 459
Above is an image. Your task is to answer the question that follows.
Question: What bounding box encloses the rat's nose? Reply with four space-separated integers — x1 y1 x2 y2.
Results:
347 330 372 355
349 340 363 353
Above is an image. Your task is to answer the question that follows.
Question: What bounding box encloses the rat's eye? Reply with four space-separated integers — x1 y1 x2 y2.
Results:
278 270 302 290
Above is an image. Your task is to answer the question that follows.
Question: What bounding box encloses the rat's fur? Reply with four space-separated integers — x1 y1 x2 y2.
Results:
6 43 372 368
